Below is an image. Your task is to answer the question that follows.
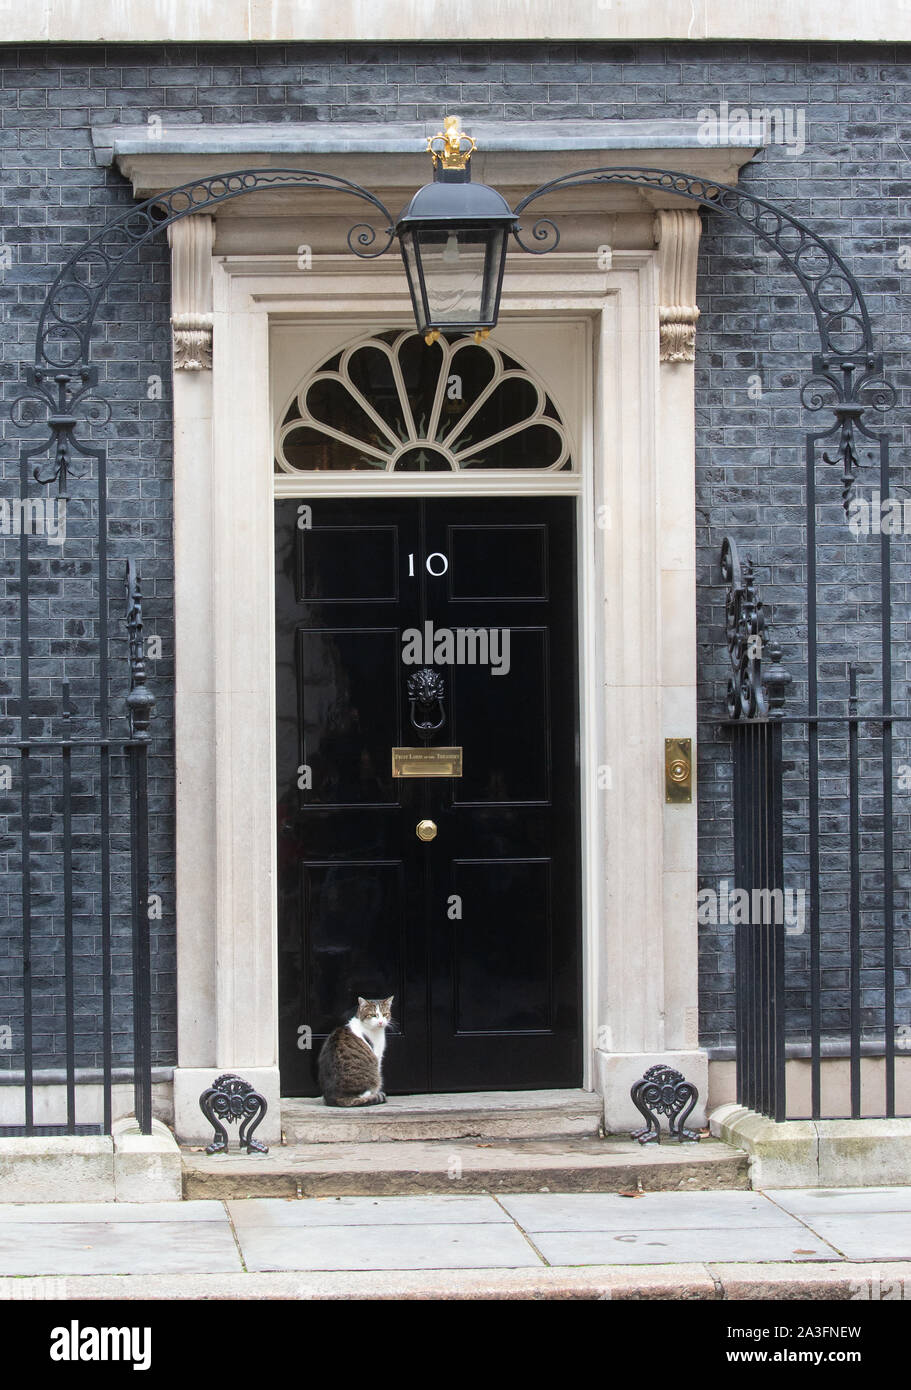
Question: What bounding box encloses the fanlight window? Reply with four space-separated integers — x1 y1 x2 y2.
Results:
274 330 572 472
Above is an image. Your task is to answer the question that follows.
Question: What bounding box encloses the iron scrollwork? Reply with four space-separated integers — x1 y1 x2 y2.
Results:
801 356 895 510
721 536 791 722
124 560 156 742
11 161 891 523
512 166 892 508
36 169 395 375
9 366 110 496
514 167 873 363
13 169 395 532
199 1073 269 1155
630 1064 701 1144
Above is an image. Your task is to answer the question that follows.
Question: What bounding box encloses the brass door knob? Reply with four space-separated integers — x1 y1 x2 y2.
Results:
416 819 438 842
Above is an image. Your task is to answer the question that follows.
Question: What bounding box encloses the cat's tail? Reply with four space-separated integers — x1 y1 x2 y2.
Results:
324 1091 386 1107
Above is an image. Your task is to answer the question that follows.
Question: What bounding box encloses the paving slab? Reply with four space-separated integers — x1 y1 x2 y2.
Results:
3 1189 907 1285
793 1213 911 1261
0 1218 241 1276
499 1190 796 1231
529 1225 839 1266
235 1219 542 1272
765 1186 911 1216
227 1194 510 1228
0 1200 226 1223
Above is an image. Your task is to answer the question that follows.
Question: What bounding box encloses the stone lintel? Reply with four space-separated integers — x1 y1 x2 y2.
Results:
91 121 758 208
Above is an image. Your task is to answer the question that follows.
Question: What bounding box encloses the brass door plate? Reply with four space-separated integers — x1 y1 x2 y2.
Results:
392 747 463 778
665 738 692 803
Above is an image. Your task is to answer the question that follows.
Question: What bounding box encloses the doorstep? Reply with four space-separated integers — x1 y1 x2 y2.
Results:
182 1134 749 1199
280 1088 604 1144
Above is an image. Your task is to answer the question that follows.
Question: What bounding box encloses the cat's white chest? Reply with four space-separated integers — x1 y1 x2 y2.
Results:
348 1017 387 1065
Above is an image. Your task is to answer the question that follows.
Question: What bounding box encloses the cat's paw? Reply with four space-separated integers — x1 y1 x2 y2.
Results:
376 1091 387 1104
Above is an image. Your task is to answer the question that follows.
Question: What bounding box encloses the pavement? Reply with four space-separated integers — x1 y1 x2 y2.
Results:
0 1186 910 1299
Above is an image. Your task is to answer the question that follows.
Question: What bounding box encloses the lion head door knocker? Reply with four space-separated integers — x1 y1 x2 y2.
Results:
407 667 445 744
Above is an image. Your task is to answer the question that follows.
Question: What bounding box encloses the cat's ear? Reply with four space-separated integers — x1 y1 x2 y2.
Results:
383 996 394 1009
357 996 366 1007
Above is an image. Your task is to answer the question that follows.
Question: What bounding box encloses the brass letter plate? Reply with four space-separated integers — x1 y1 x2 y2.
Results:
392 747 463 778
665 737 692 803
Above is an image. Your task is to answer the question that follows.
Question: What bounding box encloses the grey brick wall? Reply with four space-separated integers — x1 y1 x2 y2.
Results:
0 39 909 1066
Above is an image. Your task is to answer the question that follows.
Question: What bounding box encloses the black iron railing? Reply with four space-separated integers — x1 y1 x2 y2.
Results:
0 566 153 1137
730 718 787 1121
721 537 909 1121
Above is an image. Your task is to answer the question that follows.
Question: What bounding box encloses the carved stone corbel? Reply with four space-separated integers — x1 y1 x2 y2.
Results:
653 209 702 364
167 215 215 371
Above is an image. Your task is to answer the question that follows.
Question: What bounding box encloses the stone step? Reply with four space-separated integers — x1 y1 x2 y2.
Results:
183 1135 749 1199
280 1089 604 1144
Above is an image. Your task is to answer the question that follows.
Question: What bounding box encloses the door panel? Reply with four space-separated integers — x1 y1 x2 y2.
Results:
447 524 548 601
276 496 580 1094
452 859 552 1032
449 629 550 804
300 860 407 1033
297 525 400 604
296 627 401 804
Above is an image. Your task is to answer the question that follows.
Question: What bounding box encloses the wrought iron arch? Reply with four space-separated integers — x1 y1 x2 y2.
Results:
512 165 894 501
16 163 892 505
514 167 872 359
35 168 396 373
3 157 901 1138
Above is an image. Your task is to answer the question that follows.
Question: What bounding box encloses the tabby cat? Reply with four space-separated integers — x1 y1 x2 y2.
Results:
318 996 394 1107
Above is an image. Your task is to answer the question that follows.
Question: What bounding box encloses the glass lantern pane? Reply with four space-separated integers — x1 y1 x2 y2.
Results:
416 228 504 327
399 233 428 331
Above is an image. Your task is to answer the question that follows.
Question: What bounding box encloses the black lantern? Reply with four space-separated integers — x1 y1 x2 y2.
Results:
396 117 518 343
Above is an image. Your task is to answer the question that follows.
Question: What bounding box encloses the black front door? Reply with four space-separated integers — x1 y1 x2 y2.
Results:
276 496 580 1094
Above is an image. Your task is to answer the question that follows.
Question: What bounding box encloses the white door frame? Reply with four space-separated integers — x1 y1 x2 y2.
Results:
169 246 705 1142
